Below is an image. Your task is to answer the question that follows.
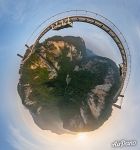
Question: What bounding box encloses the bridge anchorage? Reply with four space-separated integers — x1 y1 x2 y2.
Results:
18 10 131 109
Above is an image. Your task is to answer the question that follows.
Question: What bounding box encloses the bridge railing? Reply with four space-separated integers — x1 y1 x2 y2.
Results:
26 10 131 98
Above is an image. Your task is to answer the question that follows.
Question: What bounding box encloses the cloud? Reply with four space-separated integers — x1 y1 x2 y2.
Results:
136 25 140 40
1 0 140 149
8 125 39 150
0 0 40 23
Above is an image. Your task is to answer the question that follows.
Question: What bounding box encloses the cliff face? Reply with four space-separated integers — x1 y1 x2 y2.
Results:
18 36 120 134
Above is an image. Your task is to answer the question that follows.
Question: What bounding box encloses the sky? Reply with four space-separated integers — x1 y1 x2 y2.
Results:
0 0 140 150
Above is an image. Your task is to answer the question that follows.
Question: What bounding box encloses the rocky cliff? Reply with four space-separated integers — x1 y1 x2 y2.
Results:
18 36 121 134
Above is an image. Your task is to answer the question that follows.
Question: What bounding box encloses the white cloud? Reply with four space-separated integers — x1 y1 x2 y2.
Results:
0 0 40 23
136 25 140 40
1 0 140 149
9 125 40 150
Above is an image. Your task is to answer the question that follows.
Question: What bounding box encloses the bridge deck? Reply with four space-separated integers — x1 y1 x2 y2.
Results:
26 15 129 107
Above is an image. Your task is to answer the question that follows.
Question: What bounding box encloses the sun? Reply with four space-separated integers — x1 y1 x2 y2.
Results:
77 133 87 141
